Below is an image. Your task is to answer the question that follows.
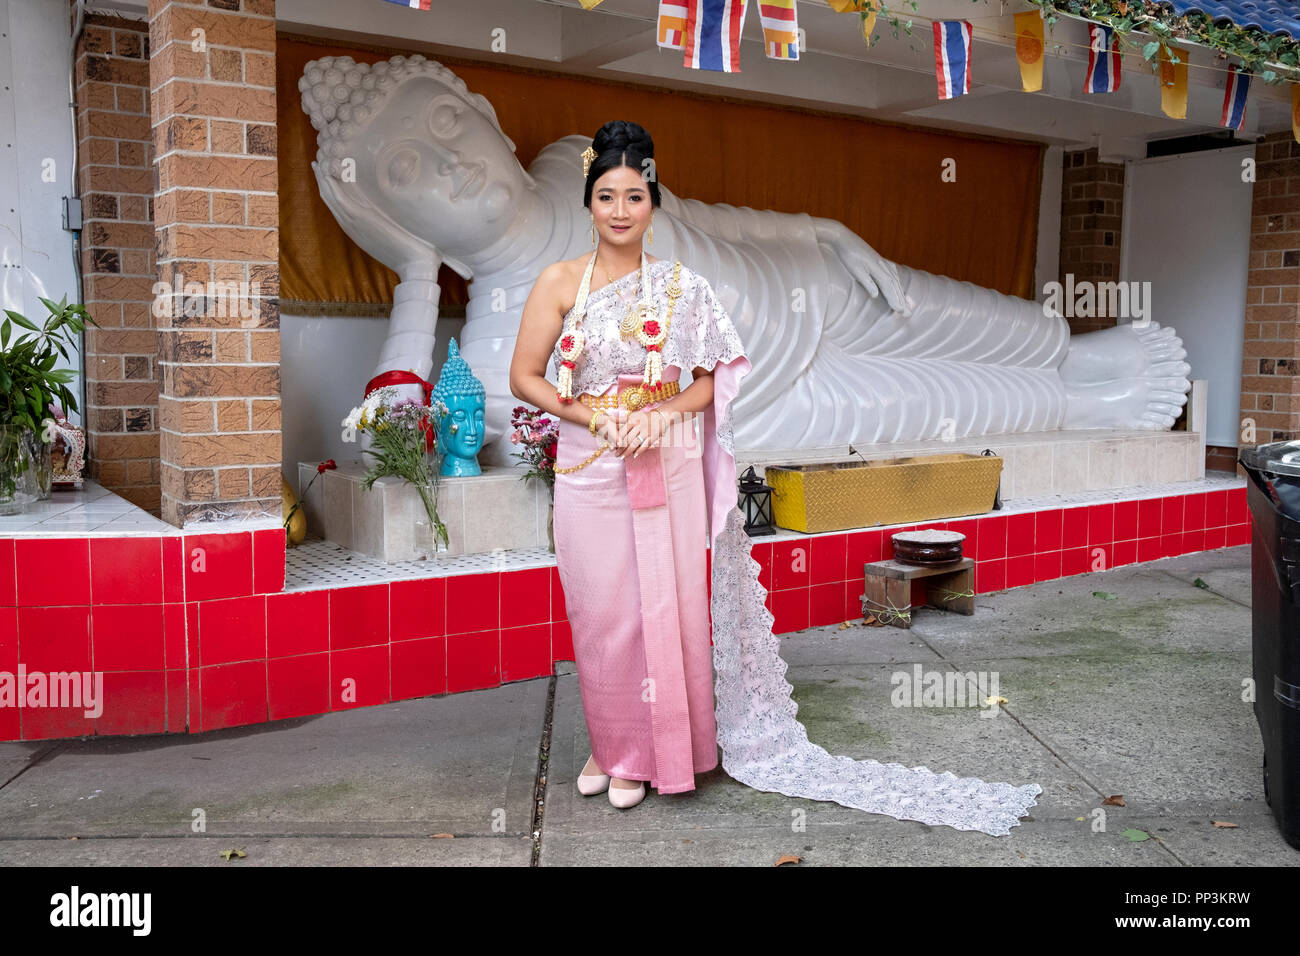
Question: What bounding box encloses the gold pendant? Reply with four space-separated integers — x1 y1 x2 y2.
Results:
619 303 639 339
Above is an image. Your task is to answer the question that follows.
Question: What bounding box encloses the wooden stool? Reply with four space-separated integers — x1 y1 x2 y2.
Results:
860 557 975 629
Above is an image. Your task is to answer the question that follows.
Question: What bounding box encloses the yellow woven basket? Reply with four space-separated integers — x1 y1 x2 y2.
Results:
765 453 1003 533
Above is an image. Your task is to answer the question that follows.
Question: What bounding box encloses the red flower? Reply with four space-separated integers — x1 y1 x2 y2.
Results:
560 334 574 351
317 459 337 474
643 320 660 336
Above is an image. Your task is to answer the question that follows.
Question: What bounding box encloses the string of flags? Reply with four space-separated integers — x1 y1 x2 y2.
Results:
379 0 1292 137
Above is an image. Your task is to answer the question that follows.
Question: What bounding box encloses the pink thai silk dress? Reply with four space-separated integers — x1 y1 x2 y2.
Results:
552 259 1042 835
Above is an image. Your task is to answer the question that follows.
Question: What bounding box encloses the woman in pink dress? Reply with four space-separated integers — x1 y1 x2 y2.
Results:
510 121 1042 832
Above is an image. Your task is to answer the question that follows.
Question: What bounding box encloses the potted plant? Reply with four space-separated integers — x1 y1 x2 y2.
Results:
1 296 90 513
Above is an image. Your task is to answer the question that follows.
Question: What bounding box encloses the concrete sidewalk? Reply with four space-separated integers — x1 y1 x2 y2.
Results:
2 545 1296 866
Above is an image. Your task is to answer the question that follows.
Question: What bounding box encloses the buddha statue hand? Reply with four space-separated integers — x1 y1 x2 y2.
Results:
814 217 915 317
312 160 441 281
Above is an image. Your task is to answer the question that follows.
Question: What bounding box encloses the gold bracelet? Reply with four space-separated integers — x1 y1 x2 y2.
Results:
588 408 605 436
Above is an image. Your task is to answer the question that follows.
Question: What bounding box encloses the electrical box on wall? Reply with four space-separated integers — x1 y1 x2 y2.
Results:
62 196 82 231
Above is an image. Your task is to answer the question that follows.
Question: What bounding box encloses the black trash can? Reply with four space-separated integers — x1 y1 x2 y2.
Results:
1241 441 1300 850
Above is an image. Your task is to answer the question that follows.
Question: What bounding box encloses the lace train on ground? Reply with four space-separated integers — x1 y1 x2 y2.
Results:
707 369 1043 837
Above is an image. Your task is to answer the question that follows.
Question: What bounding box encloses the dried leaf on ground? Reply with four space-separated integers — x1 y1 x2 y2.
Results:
1102 794 1125 806
1211 820 1239 829
774 854 802 866
219 848 247 860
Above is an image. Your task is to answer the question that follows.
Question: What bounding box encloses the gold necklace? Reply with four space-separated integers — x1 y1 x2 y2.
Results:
600 260 641 337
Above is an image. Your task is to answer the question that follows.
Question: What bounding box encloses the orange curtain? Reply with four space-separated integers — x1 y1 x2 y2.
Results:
277 35 1043 309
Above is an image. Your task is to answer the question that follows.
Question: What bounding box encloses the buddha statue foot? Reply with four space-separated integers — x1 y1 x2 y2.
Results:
1060 322 1193 430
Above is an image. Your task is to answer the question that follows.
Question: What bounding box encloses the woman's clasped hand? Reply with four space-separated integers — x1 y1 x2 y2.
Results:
596 407 670 459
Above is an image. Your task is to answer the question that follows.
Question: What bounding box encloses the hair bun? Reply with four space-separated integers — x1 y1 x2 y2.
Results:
592 120 654 158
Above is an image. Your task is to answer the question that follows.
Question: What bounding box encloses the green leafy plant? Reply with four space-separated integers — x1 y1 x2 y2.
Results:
845 0 1300 83
0 296 92 501
1022 0 1300 84
2 295 90 437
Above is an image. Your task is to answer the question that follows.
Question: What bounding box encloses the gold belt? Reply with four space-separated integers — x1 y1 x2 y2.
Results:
578 380 679 412
556 381 680 475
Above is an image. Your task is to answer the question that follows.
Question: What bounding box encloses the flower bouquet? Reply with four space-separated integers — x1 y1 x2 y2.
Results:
509 405 559 493
342 387 450 553
509 405 559 551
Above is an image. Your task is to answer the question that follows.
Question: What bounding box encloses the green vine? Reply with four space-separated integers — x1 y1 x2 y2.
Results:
846 0 1300 84
1024 0 1300 84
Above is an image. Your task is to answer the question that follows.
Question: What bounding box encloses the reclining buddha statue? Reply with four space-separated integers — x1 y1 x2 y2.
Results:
299 54 1191 469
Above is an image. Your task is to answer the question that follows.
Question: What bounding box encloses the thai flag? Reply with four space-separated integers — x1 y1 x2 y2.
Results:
933 21 972 99
1085 24 1121 93
684 0 749 73
658 1 690 49
382 0 432 8
1221 63 1251 130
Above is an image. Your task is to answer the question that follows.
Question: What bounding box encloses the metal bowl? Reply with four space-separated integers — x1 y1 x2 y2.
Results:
892 529 966 566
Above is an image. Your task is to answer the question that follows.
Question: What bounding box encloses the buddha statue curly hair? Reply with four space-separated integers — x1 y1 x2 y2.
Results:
298 53 516 181
583 120 661 209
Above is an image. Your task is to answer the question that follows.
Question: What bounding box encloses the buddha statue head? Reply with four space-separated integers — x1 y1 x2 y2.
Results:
299 54 532 273
432 338 486 476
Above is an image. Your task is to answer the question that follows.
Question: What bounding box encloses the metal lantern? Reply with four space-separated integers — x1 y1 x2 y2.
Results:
738 466 775 536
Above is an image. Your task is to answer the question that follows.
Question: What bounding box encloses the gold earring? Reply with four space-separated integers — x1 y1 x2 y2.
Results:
590 215 596 246
647 217 653 245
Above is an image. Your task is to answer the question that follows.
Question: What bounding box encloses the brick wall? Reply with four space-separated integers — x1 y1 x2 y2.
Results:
1206 444 1240 474
149 0 281 526
1059 148 1125 336
1242 130 1300 446
73 13 160 513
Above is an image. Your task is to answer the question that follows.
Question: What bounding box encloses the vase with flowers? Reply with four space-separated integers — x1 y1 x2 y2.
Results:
508 405 560 552
342 387 451 554
1 297 91 514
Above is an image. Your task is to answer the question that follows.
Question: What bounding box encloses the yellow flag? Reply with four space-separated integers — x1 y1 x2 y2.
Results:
1013 11 1044 92
1292 83 1300 144
577 0 604 8
827 0 878 41
1159 46 1188 119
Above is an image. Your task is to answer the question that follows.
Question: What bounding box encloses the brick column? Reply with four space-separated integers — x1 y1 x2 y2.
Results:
73 13 160 513
149 0 280 526
1242 130 1300 448
1059 147 1125 336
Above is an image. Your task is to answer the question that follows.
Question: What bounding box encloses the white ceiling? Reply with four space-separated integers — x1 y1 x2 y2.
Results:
95 0 1294 159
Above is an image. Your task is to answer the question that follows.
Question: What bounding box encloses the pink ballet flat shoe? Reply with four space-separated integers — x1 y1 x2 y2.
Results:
608 779 646 809
577 762 610 796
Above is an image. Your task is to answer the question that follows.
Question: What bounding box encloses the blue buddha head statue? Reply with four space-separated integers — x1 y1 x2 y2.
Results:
432 338 486 476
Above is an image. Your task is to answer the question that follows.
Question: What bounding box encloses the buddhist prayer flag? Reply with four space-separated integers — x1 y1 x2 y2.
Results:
684 0 749 73
1014 10 1044 92
1221 63 1251 130
825 0 878 41
933 21 972 99
382 0 432 8
578 0 606 8
1158 46 1188 119
658 1 689 48
759 0 799 60
1085 23 1121 93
